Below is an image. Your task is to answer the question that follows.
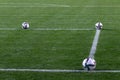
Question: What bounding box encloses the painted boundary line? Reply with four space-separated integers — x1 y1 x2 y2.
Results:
0 3 120 7
0 5 120 8
0 69 120 73
89 30 101 58
1 15 120 17
33 28 94 31
0 3 70 7
0 28 94 31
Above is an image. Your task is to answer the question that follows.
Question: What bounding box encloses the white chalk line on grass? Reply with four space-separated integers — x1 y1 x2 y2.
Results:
1 15 120 17
0 28 94 31
1 6 120 8
33 28 94 31
0 69 120 73
89 30 101 58
0 3 70 7
0 3 120 7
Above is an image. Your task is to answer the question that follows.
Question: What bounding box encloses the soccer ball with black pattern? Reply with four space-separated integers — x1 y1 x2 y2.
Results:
95 22 103 30
82 58 96 71
22 22 29 29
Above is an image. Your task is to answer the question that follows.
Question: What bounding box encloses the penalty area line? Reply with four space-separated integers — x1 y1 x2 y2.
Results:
89 30 101 58
0 69 120 73
0 28 94 31
32 28 94 31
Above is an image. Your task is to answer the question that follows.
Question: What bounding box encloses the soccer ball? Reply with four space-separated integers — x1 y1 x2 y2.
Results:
95 22 103 30
22 22 29 29
82 58 96 71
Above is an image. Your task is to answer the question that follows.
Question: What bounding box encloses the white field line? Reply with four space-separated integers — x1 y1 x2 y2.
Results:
89 30 101 58
84 5 120 8
0 28 94 31
0 69 120 73
0 28 17 30
0 3 120 7
1 6 120 8
33 28 94 31
0 3 70 7
1 15 120 17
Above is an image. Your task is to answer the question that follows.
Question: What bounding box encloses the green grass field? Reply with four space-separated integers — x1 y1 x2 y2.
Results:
0 0 120 80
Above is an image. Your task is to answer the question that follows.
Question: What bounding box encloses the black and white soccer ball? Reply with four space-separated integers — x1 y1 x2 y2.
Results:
22 22 29 29
82 58 96 71
95 22 103 30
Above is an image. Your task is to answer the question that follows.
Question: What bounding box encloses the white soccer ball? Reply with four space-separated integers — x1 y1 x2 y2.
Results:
22 22 29 29
82 58 96 71
95 22 103 30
